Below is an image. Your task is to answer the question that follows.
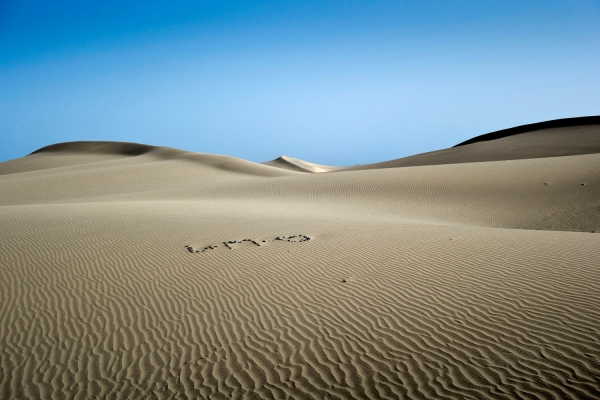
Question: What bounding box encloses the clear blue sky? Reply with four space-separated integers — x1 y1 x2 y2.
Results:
1 1 599 165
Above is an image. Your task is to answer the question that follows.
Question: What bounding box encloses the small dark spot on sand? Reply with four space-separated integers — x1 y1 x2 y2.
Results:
341 279 347 283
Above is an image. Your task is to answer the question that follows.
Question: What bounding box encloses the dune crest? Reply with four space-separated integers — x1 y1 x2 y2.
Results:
262 155 341 173
29 140 157 156
1 118 600 399
454 115 600 146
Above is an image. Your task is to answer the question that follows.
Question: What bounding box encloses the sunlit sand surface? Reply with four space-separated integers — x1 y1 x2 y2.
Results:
1 119 599 399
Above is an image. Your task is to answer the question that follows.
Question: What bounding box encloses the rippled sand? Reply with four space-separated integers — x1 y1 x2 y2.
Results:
1 121 599 399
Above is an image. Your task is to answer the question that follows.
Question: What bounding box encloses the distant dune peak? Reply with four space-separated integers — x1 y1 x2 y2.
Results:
272 155 296 164
262 155 341 173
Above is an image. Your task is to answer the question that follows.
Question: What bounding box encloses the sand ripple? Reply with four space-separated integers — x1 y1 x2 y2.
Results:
1 204 599 399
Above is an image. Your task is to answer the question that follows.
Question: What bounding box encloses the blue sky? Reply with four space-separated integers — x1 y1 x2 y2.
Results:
1 1 599 165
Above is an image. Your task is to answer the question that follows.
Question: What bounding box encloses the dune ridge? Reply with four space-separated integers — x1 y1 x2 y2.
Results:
29 140 158 156
341 117 600 171
1 119 599 399
454 115 600 146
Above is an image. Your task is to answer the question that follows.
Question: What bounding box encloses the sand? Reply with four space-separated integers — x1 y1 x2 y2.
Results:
1 119 599 399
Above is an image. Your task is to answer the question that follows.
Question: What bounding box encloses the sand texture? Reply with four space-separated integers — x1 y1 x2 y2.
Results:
1 121 600 399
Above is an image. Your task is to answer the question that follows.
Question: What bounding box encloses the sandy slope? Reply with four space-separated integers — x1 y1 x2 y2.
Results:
341 122 600 171
1 121 600 399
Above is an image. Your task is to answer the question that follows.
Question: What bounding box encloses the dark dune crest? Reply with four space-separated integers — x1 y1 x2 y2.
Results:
454 115 600 146
29 141 157 156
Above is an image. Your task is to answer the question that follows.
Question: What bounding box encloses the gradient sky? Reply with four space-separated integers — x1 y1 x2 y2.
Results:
1 1 600 165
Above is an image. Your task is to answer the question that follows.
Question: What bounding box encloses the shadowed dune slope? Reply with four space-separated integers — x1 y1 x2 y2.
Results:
341 118 600 171
1 125 600 399
262 155 342 173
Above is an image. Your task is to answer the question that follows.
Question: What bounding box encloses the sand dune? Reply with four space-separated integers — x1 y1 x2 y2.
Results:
342 116 600 171
0 143 296 205
1 118 600 399
262 155 341 173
